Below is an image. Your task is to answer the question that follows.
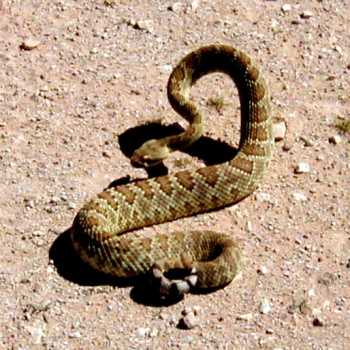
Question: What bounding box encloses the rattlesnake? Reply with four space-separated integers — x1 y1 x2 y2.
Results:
71 45 273 297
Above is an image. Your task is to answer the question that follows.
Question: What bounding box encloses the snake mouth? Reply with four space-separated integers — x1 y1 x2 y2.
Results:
130 153 162 168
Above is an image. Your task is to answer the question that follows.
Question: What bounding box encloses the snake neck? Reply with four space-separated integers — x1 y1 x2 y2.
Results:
167 44 274 164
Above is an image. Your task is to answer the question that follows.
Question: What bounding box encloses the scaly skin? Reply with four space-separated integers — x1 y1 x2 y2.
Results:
71 45 274 294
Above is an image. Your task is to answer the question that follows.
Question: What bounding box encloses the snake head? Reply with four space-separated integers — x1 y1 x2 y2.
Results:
130 139 170 168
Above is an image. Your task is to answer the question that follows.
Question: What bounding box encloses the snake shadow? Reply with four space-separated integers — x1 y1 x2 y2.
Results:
49 121 238 306
117 121 238 178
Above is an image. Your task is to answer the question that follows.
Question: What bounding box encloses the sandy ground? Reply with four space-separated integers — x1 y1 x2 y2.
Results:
0 0 349 349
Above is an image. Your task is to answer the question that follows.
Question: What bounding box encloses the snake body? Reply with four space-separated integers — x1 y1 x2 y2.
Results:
71 45 273 293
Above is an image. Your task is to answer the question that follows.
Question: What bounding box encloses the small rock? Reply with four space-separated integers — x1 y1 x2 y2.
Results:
136 327 150 337
24 199 35 209
291 19 302 25
300 11 313 19
168 2 183 12
68 331 81 339
182 305 200 316
20 38 41 50
67 202 76 210
329 135 342 144
246 221 253 232
257 266 269 275
190 0 200 11
50 196 60 204
294 162 310 174
27 322 46 344
236 313 253 321
312 315 325 327
33 230 45 237
272 121 286 141
160 64 173 74
178 312 199 329
291 191 307 202
281 4 292 13
255 192 272 203
134 20 154 33
149 328 159 337
299 300 312 315
307 288 315 297
102 150 112 158
259 298 272 314
300 136 314 147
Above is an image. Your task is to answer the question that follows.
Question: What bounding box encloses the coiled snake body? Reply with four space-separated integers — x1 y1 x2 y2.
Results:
71 45 273 296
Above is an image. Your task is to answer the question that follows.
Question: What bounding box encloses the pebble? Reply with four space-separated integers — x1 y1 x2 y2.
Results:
20 38 41 50
136 327 150 337
300 11 313 19
67 202 76 210
24 199 35 209
68 331 81 339
246 221 253 232
291 191 307 202
236 313 253 321
329 135 342 144
257 265 269 275
50 196 60 204
160 64 173 74
26 321 46 344
102 150 112 158
300 136 314 147
134 20 154 33
294 162 310 174
272 121 286 141
168 3 183 13
178 312 199 329
32 230 45 237
259 298 272 314
312 315 325 327
281 4 292 13
190 0 200 11
149 328 159 337
255 192 272 203
178 306 200 329
307 288 316 297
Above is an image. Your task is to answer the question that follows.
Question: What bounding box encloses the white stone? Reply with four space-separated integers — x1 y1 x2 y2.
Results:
160 64 173 73
281 4 292 13
258 265 269 275
190 0 200 11
260 298 272 314
68 331 81 339
168 2 183 13
21 38 41 50
236 313 253 321
301 11 313 19
136 327 150 337
292 191 307 202
308 288 316 297
272 121 286 141
180 312 199 329
294 162 310 174
255 192 272 203
329 135 342 144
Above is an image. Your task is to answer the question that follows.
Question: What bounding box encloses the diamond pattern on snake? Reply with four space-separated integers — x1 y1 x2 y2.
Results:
71 44 274 298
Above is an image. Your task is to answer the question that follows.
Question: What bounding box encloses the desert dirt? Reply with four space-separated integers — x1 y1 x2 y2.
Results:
0 0 349 349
